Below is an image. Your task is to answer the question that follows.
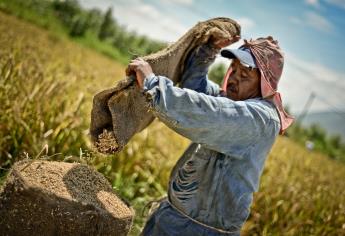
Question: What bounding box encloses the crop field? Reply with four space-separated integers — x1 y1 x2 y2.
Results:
0 11 345 235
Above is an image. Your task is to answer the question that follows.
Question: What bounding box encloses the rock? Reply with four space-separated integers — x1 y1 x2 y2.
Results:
0 160 134 236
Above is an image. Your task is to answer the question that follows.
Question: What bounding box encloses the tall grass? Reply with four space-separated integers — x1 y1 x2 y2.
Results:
0 11 345 236
0 51 86 163
0 11 189 235
242 137 345 235
0 12 88 168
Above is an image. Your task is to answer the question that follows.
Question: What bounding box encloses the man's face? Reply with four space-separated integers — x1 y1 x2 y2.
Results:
226 59 261 101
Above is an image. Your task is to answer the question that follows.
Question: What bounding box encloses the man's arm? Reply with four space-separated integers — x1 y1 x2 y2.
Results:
126 36 239 93
179 43 220 96
143 75 279 157
178 36 240 95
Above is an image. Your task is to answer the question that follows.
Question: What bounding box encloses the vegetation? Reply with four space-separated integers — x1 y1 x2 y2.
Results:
0 11 188 235
243 137 345 236
288 123 345 162
0 0 166 63
208 63 227 85
0 3 345 236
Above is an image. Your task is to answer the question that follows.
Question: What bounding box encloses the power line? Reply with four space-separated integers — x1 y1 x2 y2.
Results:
298 90 345 122
314 94 345 120
297 92 316 123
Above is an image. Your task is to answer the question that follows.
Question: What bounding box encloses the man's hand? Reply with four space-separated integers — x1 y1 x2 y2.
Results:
212 35 241 49
126 58 153 89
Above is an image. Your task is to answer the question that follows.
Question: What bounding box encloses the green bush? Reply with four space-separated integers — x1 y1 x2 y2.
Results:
287 123 345 162
0 0 166 63
208 62 226 84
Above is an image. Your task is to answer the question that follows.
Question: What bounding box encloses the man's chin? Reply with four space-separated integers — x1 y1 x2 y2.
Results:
226 92 240 101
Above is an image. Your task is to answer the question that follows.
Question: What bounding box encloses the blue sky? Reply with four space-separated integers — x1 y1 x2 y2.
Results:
80 0 345 114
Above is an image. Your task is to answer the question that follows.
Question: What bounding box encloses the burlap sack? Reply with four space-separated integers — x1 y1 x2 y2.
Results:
90 17 241 154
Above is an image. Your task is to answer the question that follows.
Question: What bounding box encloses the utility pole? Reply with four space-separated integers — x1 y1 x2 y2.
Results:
297 92 316 123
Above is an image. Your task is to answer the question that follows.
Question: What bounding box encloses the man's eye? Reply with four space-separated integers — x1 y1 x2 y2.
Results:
241 72 248 78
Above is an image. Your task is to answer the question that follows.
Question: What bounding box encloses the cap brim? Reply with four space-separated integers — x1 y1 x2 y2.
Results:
220 48 257 68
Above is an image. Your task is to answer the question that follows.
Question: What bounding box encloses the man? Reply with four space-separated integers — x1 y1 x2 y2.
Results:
127 36 294 236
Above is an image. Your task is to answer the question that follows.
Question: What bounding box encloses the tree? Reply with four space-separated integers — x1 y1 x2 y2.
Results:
308 124 327 144
329 134 342 149
52 0 81 27
113 28 129 54
86 8 103 32
98 7 116 41
69 14 88 37
145 41 166 55
208 63 226 84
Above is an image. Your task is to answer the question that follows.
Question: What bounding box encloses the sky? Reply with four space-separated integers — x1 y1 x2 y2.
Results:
80 0 345 115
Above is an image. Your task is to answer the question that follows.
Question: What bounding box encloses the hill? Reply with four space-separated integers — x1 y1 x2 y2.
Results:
302 111 345 141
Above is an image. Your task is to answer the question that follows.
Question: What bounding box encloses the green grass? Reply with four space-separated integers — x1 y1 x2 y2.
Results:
72 31 130 64
0 0 131 64
1 11 345 236
0 0 66 35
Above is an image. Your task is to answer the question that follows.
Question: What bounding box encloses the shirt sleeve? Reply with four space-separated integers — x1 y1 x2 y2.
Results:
179 43 220 96
143 75 274 157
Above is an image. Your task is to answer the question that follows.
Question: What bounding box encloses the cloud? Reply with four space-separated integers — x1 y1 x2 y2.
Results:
305 0 321 7
325 0 345 9
163 0 194 6
117 2 188 42
289 16 303 25
236 17 255 30
305 0 345 10
290 11 334 33
279 52 345 113
305 11 334 32
80 0 188 42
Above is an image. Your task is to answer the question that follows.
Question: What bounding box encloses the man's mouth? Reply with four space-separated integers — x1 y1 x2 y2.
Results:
227 83 238 93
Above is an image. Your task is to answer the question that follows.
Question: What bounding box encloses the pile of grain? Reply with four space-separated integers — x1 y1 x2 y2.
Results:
0 160 134 236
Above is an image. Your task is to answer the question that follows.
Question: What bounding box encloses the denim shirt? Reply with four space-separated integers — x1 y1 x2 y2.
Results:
143 44 281 233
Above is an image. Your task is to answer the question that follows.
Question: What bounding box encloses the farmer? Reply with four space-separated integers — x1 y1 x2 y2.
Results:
127 36 294 236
